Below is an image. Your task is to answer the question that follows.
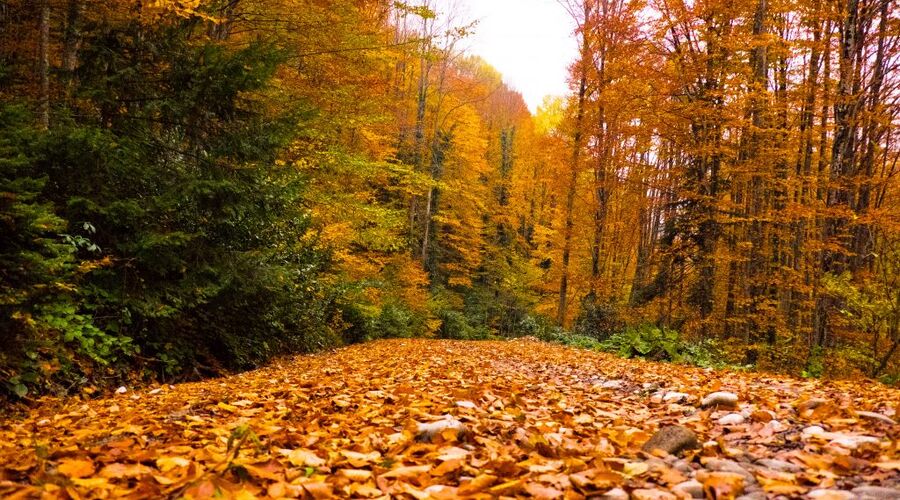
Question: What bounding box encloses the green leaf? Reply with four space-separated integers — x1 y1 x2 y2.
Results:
13 383 28 398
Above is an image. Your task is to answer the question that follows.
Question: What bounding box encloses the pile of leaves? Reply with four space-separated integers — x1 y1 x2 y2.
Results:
1 339 897 499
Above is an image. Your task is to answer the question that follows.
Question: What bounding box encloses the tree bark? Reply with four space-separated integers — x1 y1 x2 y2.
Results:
557 0 591 326
38 0 50 130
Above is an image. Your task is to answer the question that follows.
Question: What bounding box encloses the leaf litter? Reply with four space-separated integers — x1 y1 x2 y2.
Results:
1 339 897 499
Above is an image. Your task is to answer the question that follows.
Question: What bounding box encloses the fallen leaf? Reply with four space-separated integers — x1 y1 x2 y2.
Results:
379 464 432 479
280 448 326 467
57 458 95 479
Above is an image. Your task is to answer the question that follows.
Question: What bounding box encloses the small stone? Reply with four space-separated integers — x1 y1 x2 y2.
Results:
663 392 691 403
701 391 739 408
856 411 897 425
632 488 677 500
702 458 756 485
645 457 668 470
802 425 827 437
600 380 624 389
642 425 700 456
672 459 693 475
673 480 704 498
718 413 746 425
808 489 854 500
148 388 163 395
765 419 788 433
754 458 802 473
455 400 477 409
829 434 880 450
115 386 127 394
599 487 629 500
416 417 468 443
851 486 900 499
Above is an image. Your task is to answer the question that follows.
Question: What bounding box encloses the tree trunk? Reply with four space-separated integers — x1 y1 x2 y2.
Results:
557 1 591 325
38 0 50 130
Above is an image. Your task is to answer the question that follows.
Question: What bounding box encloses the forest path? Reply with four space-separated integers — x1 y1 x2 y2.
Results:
1 339 898 499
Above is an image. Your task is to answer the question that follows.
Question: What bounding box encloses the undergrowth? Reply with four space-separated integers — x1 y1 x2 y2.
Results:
532 321 732 370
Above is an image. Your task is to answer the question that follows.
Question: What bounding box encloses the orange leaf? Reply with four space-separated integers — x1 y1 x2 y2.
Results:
380 464 432 479
99 463 152 479
57 458 95 479
458 474 497 495
702 472 745 500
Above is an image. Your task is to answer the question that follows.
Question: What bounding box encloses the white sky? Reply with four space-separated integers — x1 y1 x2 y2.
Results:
435 0 578 113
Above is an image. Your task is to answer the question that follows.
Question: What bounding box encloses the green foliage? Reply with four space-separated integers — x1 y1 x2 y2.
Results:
538 330 605 350
598 325 725 368
573 298 623 340
339 299 429 343
437 310 493 340
0 104 110 397
879 373 900 387
528 322 729 371
0 18 341 399
802 346 825 379
374 303 426 339
821 272 899 377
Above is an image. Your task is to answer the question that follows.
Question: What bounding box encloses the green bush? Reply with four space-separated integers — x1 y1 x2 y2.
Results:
573 298 623 340
0 25 341 398
0 104 131 398
373 303 426 339
545 331 605 350
598 325 724 368
437 310 492 340
337 297 428 343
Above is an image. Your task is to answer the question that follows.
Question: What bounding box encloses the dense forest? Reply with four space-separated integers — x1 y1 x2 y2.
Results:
1 0 898 401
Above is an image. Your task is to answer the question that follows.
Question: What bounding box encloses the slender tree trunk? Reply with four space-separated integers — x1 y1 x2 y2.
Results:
811 19 833 348
853 0 888 271
690 19 726 329
38 0 50 130
557 75 585 325
557 5 590 325
409 21 432 251
816 0 863 347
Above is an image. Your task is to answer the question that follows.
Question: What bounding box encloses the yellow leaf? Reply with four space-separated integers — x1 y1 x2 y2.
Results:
99 463 152 478
379 464 432 479
156 456 190 472
70 477 109 488
624 461 650 477
337 469 372 482
57 458 95 478
458 474 497 495
339 450 381 467
217 402 238 413
279 448 325 467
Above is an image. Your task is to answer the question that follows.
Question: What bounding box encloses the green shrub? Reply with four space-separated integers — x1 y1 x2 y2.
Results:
373 303 426 339
573 298 622 340
437 310 492 340
0 104 129 398
598 325 725 368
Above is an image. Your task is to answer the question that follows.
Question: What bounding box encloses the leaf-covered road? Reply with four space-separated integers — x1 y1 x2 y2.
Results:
1 339 898 499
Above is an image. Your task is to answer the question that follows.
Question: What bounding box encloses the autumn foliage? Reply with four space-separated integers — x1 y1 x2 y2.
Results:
0 0 898 402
